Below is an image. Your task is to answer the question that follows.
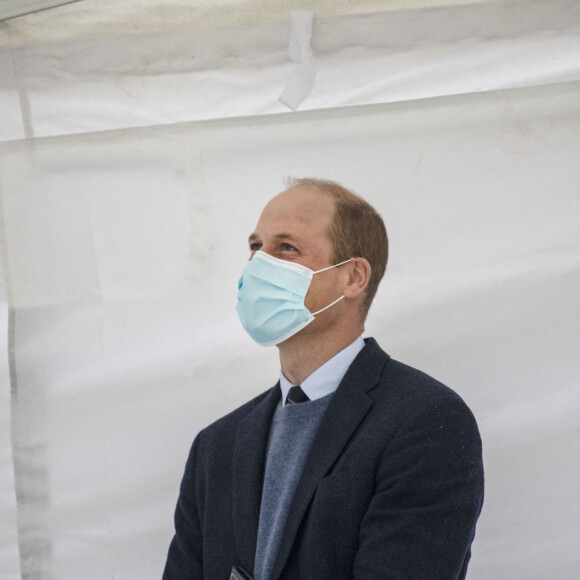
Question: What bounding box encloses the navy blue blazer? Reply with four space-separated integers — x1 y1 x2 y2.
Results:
164 338 484 579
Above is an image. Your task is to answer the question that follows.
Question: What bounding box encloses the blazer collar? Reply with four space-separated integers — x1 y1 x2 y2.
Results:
232 385 280 572
270 337 390 579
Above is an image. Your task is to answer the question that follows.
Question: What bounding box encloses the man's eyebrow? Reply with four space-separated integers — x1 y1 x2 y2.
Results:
248 233 299 243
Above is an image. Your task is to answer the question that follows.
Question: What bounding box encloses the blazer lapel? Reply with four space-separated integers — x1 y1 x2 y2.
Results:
270 339 390 580
232 385 281 573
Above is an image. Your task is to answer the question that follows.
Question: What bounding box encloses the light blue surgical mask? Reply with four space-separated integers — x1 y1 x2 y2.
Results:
236 250 353 346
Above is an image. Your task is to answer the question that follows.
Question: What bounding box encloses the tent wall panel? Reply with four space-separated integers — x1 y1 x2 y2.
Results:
1 80 579 578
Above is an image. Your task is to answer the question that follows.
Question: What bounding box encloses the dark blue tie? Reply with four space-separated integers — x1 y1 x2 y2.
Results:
286 385 309 405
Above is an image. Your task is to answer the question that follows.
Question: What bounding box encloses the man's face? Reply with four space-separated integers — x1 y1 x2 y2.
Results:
248 186 343 321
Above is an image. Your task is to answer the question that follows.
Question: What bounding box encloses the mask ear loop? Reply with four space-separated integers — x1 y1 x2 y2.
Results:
312 257 354 274
310 257 354 315
311 294 345 316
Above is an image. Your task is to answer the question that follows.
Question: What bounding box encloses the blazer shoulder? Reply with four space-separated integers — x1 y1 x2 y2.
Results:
363 338 457 401
376 354 479 428
384 357 455 395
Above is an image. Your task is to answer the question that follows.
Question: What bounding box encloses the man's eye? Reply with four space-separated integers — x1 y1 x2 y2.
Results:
281 243 296 252
249 243 262 252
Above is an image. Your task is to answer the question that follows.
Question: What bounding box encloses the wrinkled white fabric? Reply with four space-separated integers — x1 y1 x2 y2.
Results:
278 10 316 110
1 0 579 141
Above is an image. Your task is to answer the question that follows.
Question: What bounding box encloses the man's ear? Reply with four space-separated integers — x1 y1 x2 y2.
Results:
343 257 371 300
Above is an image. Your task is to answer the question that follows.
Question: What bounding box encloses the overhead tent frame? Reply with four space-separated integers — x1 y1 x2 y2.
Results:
1 1 580 578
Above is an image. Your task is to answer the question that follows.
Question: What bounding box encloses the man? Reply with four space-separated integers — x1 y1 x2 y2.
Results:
164 178 484 579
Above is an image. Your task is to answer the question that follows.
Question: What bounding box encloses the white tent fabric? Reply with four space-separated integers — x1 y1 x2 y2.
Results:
1 1 579 578
2 0 580 141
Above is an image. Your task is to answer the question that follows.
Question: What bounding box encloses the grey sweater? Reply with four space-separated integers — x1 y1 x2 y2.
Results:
254 393 333 580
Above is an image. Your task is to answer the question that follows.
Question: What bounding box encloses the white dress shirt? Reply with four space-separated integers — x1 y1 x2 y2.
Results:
279 335 365 406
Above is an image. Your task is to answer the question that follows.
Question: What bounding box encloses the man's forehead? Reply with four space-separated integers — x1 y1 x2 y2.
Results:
273 184 331 202
260 187 334 219
249 191 334 248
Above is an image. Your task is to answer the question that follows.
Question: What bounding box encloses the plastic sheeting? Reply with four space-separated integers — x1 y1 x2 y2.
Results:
1 1 579 578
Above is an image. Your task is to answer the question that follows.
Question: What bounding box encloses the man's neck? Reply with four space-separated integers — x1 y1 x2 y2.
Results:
278 326 364 386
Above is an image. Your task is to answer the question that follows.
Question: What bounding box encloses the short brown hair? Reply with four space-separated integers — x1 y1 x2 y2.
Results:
285 177 388 318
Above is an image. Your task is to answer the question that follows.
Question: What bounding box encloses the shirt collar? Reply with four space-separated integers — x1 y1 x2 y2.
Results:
279 335 365 406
